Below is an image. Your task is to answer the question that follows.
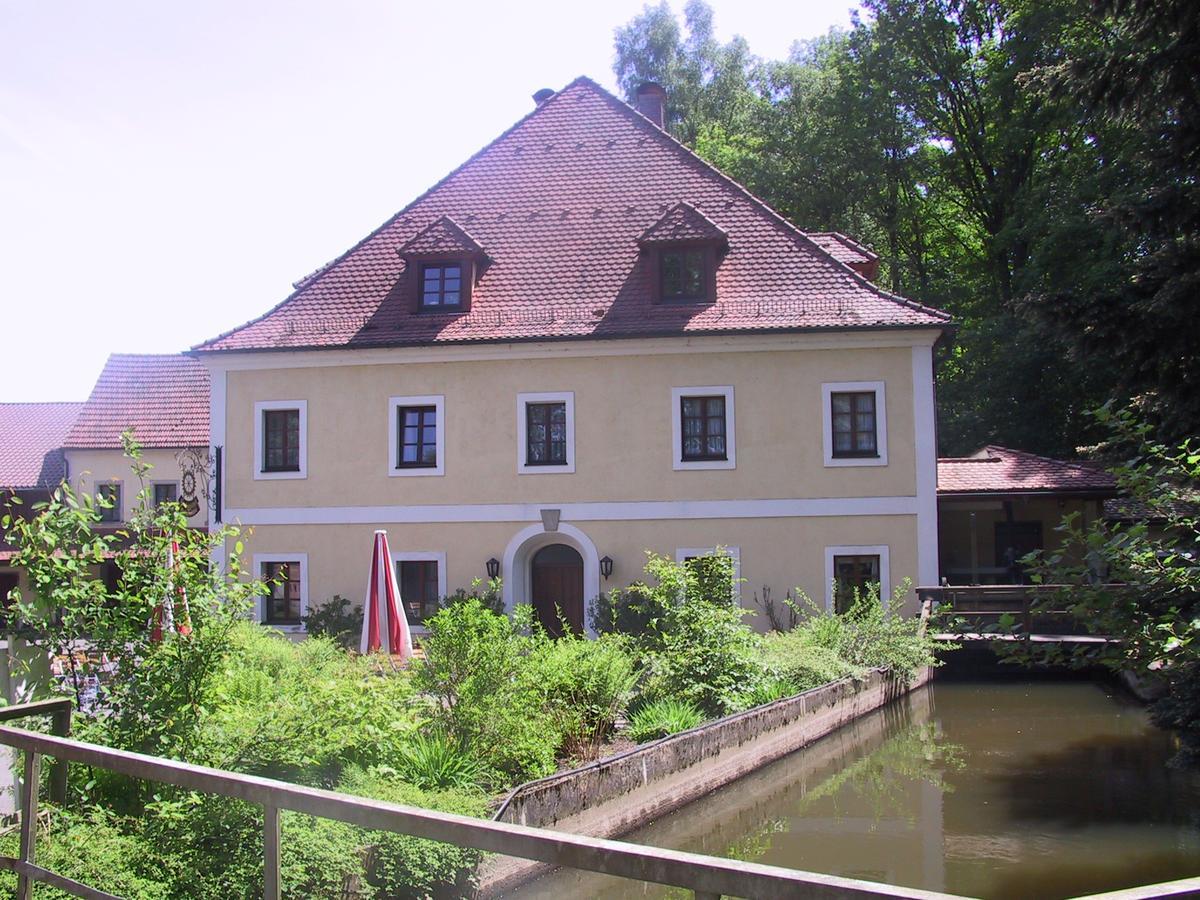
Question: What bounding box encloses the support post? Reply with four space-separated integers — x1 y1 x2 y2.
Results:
49 703 71 804
1023 595 1033 640
17 750 41 900
264 803 280 900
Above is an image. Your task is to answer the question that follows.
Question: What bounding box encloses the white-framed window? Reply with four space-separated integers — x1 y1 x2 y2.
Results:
822 381 887 467
389 395 445 477
517 391 575 474
823 544 890 612
392 550 448 631
253 552 308 632
152 481 179 509
96 481 123 523
671 385 735 471
675 546 742 601
254 400 308 480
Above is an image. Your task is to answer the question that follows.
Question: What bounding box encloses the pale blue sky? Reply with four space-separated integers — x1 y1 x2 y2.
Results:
0 1 856 401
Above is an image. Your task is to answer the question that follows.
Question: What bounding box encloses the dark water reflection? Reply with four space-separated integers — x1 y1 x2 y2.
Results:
511 681 1200 899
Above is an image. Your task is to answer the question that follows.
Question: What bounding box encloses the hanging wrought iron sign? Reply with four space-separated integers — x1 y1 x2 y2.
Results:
175 447 211 518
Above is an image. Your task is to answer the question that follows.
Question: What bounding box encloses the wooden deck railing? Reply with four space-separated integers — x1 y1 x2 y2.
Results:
917 584 1121 642
0 700 958 900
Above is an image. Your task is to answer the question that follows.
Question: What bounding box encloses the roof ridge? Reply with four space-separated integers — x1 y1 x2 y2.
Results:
194 78 594 354
985 444 1103 473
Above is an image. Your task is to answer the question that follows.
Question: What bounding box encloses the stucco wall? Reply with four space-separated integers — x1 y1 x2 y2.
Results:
65 448 209 528
229 512 922 628
938 496 1102 582
221 343 919 509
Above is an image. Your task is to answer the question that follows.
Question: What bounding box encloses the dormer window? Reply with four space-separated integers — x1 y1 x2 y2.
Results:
421 263 463 309
637 202 728 305
660 248 706 301
397 216 488 314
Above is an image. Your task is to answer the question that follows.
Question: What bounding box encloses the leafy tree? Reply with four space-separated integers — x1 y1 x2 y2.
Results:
1022 403 1200 761
3 434 261 765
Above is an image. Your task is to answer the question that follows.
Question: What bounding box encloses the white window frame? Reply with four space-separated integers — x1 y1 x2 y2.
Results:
392 550 448 634
151 480 179 508
824 544 890 611
96 480 123 523
254 400 308 480
671 385 736 471
517 391 575 474
389 395 445 477
253 552 308 633
675 546 742 600
822 381 887 467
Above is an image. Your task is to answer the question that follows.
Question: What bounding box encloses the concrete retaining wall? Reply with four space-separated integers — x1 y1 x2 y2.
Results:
480 666 932 895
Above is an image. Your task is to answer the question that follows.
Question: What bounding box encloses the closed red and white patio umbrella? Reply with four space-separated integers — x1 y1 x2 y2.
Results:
151 539 192 643
360 530 412 660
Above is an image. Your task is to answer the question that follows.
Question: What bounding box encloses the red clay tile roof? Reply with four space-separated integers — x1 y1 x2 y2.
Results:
938 445 1117 496
64 355 209 449
637 201 728 245
196 77 950 354
807 232 878 266
0 402 83 490
398 216 487 257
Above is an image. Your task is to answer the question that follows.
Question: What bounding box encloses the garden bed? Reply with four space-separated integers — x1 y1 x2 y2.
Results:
479 665 933 896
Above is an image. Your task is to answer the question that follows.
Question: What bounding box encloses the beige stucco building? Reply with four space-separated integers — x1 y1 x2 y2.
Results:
195 78 952 634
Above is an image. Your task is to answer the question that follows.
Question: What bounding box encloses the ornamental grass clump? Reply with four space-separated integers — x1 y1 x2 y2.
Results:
627 698 705 742
393 730 483 791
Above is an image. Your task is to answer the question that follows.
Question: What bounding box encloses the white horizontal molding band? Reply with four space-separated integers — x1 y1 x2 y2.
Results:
225 495 919 526
201 329 942 374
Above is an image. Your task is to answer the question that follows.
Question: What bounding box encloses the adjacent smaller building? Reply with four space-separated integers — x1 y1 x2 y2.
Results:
937 445 1117 584
0 401 85 602
62 354 211 530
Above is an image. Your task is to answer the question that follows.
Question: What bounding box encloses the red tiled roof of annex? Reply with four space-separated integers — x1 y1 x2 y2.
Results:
938 446 1117 496
64 355 209 449
196 77 950 354
0 402 83 490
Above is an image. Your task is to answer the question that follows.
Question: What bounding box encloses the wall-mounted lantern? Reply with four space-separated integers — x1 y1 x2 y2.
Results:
600 555 614 580
486 557 501 579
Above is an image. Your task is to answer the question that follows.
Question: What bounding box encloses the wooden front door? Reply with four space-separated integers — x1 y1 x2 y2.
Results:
531 544 584 637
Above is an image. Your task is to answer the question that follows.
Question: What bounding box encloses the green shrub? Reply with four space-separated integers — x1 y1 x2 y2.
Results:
438 576 505 616
796 579 940 679
280 812 374 899
760 630 862 691
394 730 483 791
340 766 487 899
303 595 360 649
627 698 704 742
414 599 558 783
527 633 637 759
194 623 419 785
0 809 168 900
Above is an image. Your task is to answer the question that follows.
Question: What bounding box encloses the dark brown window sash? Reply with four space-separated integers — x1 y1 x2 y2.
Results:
525 402 568 466
396 405 438 468
263 561 302 625
680 395 728 461
830 391 879 458
399 559 440 624
419 263 464 309
263 409 301 472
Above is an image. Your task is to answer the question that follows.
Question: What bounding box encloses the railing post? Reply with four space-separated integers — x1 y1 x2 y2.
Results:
49 702 71 804
17 749 41 900
264 803 281 900
1023 595 1033 640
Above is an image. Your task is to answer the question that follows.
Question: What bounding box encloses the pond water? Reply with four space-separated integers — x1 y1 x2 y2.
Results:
513 679 1200 899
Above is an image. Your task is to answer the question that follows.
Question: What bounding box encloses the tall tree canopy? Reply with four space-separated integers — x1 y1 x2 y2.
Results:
613 0 1198 456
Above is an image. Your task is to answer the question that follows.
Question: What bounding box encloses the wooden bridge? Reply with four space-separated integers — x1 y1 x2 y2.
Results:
917 585 1121 645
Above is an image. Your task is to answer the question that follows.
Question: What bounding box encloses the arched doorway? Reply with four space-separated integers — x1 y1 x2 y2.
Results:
530 543 584 637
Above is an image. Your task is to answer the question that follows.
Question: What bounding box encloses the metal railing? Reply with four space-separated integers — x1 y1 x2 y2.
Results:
0 699 1196 898
0 700 956 900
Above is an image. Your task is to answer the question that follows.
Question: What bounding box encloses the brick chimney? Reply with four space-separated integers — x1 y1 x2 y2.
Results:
635 82 667 129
